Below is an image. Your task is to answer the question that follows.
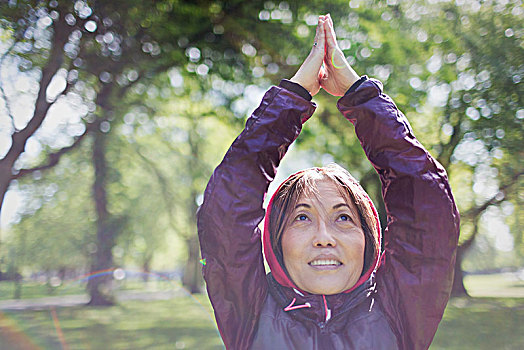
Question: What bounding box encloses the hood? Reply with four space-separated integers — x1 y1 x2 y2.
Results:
262 168 382 295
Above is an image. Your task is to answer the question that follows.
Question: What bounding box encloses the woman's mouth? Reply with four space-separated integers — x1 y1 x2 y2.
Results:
308 259 342 270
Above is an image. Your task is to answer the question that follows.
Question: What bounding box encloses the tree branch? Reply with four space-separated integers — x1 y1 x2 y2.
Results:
10 121 99 180
459 216 480 252
132 144 178 232
457 172 523 253
461 170 524 220
3 14 72 167
437 107 464 170
48 59 77 105
0 41 17 132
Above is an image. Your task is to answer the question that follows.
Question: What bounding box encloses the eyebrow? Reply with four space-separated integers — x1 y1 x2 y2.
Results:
294 203 351 210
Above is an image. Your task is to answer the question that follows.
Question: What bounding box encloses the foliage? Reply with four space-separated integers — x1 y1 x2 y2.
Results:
4 142 94 274
109 74 239 271
282 0 524 270
0 0 522 296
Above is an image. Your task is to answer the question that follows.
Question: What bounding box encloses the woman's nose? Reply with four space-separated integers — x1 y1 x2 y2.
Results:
313 222 336 247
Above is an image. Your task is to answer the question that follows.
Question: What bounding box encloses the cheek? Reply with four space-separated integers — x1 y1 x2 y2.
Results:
354 234 366 263
281 228 313 278
281 229 302 261
341 229 366 258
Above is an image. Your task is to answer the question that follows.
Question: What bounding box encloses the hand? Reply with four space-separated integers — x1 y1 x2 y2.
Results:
320 14 360 96
289 16 327 96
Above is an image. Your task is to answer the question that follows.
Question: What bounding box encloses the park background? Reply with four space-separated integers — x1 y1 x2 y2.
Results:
0 0 522 348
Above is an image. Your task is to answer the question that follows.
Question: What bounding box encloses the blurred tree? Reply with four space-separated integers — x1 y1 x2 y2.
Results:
1 0 521 303
0 0 315 299
4 142 94 298
412 1 524 296
114 73 239 292
290 0 523 296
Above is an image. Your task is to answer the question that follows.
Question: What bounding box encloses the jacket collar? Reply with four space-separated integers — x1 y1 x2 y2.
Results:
266 272 376 326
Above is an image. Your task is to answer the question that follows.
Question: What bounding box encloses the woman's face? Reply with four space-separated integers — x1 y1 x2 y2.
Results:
281 179 365 295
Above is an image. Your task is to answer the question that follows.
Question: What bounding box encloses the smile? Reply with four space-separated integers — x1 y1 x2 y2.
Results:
309 259 342 266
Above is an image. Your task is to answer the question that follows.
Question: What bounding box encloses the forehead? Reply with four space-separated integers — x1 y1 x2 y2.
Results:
297 179 355 209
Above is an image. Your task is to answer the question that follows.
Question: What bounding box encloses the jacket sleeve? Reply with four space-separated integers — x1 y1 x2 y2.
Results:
197 86 316 350
336 79 460 350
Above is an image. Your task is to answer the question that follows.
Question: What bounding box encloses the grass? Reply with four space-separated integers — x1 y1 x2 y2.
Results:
0 281 85 301
429 273 524 349
0 278 175 301
463 272 524 298
0 295 223 350
431 297 524 350
0 273 523 349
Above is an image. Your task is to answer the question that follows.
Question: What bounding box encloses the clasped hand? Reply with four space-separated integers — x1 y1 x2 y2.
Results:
290 14 360 97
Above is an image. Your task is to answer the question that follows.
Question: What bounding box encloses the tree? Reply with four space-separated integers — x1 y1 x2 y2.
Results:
3 141 94 297
418 1 523 296
0 0 317 298
114 72 240 292
2 0 521 302
278 0 523 297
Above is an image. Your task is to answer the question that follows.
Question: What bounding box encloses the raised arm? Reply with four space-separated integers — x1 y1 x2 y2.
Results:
320 15 460 348
197 17 326 349
337 78 460 349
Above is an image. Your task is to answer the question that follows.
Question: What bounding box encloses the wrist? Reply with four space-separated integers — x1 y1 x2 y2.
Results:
280 79 313 101
289 76 310 93
344 75 368 95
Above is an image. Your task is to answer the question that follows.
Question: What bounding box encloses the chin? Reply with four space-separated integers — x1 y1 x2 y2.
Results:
304 283 348 295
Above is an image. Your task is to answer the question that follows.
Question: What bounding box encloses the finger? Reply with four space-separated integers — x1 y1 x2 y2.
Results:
325 14 338 48
315 16 325 41
322 21 335 66
317 17 326 48
313 17 326 54
323 20 336 50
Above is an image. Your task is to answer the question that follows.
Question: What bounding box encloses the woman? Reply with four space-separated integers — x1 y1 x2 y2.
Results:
197 14 460 350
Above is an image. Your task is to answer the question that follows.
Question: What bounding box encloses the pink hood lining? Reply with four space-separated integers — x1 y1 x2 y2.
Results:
262 168 382 295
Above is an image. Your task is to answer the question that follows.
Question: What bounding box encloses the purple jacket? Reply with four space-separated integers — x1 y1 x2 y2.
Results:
197 78 460 349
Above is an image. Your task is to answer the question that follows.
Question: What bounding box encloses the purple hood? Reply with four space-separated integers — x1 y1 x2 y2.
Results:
262 168 382 294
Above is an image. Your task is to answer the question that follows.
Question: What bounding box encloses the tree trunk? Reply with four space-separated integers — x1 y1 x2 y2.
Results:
180 119 204 294
87 127 115 306
0 10 72 276
450 218 481 298
451 245 470 297
182 235 203 293
13 272 22 299
142 255 152 283
0 164 11 220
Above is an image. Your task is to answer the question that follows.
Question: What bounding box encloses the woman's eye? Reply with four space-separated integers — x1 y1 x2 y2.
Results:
338 214 351 222
296 214 309 221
